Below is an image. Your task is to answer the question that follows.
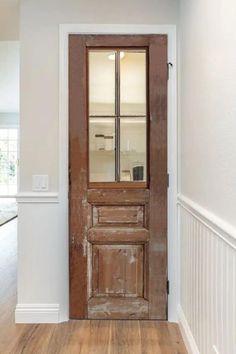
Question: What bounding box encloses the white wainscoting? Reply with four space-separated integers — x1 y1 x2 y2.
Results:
15 192 68 323
178 195 236 354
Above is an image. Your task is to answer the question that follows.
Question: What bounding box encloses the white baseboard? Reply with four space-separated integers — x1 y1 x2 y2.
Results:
177 305 200 354
15 303 60 323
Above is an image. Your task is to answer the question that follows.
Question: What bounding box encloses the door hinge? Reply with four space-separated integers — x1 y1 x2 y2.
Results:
69 166 71 186
167 62 173 80
167 280 170 295
167 173 169 188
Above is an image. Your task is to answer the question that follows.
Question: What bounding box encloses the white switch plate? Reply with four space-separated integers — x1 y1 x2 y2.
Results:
32 175 49 191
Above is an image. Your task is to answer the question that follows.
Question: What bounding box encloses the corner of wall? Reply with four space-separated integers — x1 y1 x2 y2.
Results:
177 305 200 354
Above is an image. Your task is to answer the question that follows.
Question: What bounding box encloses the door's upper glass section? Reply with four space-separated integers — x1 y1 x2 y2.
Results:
88 49 147 185
120 52 146 116
120 117 146 182
89 118 115 182
89 51 116 116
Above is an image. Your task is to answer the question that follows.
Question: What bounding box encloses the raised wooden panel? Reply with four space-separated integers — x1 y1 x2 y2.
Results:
93 205 144 227
92 245 144 297
88 227 149 243
88 297 149 319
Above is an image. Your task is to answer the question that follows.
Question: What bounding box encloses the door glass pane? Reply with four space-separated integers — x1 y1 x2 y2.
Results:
120 51 146 116
120 117 146 182
89 51 116 116
89 118 115 182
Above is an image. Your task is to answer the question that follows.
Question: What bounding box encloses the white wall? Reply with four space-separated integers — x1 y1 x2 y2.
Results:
179 0 236 353
180 0 236 228
17 0 179 323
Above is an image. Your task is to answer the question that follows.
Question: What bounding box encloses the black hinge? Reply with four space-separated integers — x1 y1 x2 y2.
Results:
68 166 71 199
167 280 170 295
167 173 169 188
167 62 173 80
69 166 71 186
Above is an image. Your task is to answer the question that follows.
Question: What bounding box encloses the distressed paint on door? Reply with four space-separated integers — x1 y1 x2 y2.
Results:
69 34 168 320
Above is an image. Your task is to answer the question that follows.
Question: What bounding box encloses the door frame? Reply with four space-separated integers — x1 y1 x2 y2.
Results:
59 24 178 322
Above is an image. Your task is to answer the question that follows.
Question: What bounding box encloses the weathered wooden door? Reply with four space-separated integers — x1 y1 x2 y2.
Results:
69 35 168 319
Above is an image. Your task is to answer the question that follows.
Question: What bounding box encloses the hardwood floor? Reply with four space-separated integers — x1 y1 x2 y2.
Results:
0 219 187 354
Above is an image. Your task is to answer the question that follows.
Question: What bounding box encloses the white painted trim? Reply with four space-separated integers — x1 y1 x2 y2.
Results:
178 305 200 354
60 23 177 35
16 192 59 204
0 195 16 198
59 24 178 321
15 304 60 323
178 194 236 250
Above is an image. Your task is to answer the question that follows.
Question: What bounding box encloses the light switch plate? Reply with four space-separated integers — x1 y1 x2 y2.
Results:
32 175 49 191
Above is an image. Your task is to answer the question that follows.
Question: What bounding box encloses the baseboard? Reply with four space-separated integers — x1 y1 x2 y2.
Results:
15 304 60 323
177 305 200 354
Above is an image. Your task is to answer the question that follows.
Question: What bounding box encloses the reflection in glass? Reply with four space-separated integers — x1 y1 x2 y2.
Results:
89 51 116 116
120 52 146 116
120 118 146 182
89 118 115 182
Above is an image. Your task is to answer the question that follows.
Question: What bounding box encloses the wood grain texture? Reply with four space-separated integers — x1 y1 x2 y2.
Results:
93 205 144 227
88 297 148 319
0 219 187 353
88 188 150 204
88 227 149 243
89 182 147 189
92 244 144 297
69 35 168 320
69 35 89 319
148 35 168 319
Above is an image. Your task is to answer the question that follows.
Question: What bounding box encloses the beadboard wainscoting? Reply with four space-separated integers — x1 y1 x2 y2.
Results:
178 195 236 354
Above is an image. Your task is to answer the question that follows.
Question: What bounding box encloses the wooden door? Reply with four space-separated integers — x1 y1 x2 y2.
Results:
69 35 168 320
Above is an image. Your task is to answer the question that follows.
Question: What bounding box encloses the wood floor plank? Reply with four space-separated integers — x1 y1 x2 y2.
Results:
0 220 187 354
110 320 142 354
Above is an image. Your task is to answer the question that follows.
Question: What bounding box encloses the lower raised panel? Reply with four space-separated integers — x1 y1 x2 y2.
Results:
92 244 144 297
88 297 148 319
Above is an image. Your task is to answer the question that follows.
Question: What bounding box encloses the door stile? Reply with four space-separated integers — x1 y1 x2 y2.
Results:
148 35 168 319
69 35 89 318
